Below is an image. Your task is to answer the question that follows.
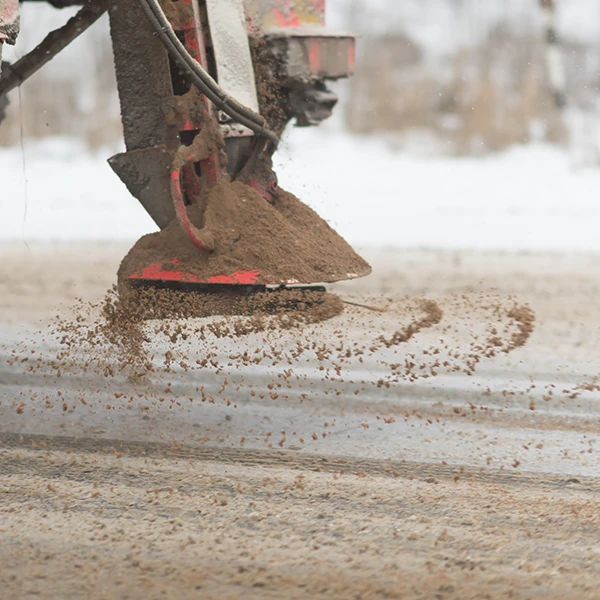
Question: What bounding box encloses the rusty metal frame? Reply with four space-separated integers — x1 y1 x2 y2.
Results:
0 0 108 97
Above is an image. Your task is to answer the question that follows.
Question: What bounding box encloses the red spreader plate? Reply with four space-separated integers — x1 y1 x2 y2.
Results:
127 259 261 285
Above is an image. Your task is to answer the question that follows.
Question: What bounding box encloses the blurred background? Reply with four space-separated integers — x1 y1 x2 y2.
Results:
2 0 600 251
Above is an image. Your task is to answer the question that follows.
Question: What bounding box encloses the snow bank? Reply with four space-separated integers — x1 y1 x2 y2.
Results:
0 137 156 241
275 128 600 253
2 131 600 253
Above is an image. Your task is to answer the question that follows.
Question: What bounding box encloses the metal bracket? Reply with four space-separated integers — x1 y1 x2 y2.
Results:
204 0 259 113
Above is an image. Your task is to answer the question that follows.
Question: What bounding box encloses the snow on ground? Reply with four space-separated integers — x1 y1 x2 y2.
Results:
1 138 156 241
2 130 600 253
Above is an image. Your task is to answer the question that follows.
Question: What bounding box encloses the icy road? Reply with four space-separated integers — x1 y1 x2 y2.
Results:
1 244 600 599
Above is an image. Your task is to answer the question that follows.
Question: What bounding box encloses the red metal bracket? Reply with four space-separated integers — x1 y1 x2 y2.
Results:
128 259 261 285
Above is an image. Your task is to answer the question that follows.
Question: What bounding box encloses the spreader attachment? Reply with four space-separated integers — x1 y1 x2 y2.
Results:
108 0 369 296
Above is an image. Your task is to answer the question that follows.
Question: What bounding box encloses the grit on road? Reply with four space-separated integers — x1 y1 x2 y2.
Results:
1 242 600 599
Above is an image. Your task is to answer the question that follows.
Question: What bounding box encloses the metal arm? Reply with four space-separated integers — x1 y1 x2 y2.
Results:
0 1 107 97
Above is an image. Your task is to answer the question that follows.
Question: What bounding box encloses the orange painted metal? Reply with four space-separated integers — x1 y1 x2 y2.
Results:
128 260 261 285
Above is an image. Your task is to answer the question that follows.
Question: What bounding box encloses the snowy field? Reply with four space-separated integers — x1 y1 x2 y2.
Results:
2 129 600 253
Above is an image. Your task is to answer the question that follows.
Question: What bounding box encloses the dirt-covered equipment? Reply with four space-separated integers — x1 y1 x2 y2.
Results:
0 0 371 292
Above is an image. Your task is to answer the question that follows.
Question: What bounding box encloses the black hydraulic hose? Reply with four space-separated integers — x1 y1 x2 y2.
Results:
141 0 262 126
137 0 279 147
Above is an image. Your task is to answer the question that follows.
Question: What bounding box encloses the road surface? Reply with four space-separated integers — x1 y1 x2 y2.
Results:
1 242 600 599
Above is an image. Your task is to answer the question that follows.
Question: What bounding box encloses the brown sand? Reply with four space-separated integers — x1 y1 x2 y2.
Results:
507 304 536 350
376 299 443 347
96 285 345 369
6 245 599 600
15 282 533 424
4 445 600 600
118 180 371 287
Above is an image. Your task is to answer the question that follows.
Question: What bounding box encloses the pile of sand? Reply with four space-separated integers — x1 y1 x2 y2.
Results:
118 181 371 286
